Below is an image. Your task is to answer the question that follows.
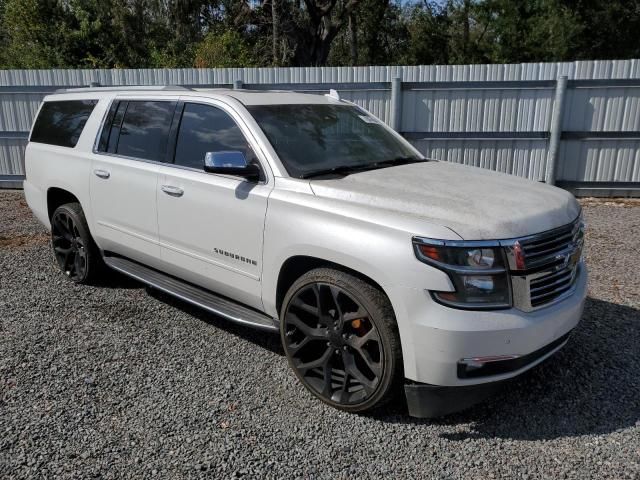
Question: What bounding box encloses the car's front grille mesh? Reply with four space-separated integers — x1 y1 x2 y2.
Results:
509 217 584 310
529 264 579 307
519 221 580 270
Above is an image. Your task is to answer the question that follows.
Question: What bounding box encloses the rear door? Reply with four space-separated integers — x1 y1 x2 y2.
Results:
90 98 178 268
156 99 273 310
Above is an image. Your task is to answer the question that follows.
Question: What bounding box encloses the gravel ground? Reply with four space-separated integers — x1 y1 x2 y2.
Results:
1 190 639 479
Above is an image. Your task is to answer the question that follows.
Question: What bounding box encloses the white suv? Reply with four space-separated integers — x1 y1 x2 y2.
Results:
24 86 587 417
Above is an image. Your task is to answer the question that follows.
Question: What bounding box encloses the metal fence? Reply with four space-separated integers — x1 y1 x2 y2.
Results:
1 60 640 195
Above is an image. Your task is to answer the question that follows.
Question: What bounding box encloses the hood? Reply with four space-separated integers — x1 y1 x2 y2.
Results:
309 161 580 240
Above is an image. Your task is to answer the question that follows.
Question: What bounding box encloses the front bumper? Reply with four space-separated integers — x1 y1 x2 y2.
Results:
404 330 572 417
405 380 504 418
385 261 587 417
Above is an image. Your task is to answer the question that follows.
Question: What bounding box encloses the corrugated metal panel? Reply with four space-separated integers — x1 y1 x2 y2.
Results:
559 140 640 182
0 93 45 132
2 60 640 186
340 90 390 123
412 139 548 181
563 86 640 131
0 139 27 175
402 88 554 133
1 60 639 87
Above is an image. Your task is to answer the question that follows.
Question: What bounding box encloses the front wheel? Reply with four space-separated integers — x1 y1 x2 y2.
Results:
280 268 403 413
51 202 102 284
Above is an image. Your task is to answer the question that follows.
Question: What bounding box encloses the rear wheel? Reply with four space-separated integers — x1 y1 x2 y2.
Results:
281 268 403 413
51 203 102 284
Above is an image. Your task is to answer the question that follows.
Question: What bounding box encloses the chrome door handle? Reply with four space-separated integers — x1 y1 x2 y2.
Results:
94 169 110 179
161 185 184 197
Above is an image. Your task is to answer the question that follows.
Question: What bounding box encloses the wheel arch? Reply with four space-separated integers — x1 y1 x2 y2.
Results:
274 254 390 317
47 187 81 220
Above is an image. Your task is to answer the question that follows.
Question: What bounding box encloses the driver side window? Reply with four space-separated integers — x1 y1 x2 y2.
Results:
173 103 253 170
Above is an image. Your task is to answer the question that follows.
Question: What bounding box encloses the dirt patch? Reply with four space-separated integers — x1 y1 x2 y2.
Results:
0 190 48 238
579 197 640 207
0 233 49 249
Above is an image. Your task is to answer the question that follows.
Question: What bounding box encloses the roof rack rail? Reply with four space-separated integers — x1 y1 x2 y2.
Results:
54 85 193 94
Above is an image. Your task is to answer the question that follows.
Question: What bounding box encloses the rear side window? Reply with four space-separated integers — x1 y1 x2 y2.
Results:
113 101 176 161
30 100 98 148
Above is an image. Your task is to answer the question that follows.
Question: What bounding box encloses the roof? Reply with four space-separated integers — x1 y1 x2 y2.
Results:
50 86 340 106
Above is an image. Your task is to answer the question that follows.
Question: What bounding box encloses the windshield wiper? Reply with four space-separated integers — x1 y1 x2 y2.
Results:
300 164 376 179
370 156 426 168
300 157 426 179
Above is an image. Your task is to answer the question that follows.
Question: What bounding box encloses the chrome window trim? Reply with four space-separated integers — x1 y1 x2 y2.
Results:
172 96 274 183
91 150 269 185
91 97 270 185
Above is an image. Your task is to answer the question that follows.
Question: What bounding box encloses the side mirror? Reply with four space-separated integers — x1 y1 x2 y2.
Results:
203 151 260 181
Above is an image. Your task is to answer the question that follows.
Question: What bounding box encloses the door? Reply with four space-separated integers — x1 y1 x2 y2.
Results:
157 101 272 310
90 98 177 268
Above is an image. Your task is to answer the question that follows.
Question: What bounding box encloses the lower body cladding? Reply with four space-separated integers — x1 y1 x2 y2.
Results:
389 261 588 418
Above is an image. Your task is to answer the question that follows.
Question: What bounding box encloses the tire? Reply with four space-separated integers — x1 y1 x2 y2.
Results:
280 267 403 413
50 202 102 284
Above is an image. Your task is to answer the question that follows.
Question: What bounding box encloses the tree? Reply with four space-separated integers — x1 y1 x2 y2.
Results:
271 0 280 65
0 0 70 68
194 30 258 67
403 1 450 65
564 0 640 61
276 0 362 66
357 0 396 65
475 0 581 63
328 0 409 66
0 0 7 66
0 0 639 69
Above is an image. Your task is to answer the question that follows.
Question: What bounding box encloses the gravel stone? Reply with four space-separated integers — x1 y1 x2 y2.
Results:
1 190 639 479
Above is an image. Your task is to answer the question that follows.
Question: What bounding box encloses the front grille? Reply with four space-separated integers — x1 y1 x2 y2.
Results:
519 220 581 270
505 216 584 311
529 264 579 308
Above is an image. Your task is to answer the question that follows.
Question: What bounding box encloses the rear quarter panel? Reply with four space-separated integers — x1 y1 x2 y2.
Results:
24 96 110 232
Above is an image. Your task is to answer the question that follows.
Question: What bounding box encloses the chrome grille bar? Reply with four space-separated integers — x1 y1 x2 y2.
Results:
503 215 584 311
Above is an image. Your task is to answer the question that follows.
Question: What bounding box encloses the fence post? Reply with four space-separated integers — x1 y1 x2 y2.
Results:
390 77 403 132
545 75 568 185
233 80 243 90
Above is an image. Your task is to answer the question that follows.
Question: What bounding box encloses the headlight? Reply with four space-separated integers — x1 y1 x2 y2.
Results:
413 239 512 310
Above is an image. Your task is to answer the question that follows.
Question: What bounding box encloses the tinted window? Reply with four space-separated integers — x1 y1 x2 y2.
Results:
174 103 252 169
97 102 116 152
30 100 98 148
115 101 176 161
248 104 422 178
107 102 127 153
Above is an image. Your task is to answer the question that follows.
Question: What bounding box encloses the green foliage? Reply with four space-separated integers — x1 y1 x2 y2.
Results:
1 0 69 68
475 0 582 63
0 0 638 69
402 1 450 65
194 30 257 68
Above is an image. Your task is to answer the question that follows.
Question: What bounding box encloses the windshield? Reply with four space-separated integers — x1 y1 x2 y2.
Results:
247 104 424 178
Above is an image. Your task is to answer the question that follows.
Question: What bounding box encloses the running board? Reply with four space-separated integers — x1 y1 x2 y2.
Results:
103 255 279 332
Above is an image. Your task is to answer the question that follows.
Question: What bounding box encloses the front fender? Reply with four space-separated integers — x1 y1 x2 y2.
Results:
261 182 460 380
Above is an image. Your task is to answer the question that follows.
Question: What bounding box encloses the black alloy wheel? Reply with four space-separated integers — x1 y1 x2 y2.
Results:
50 203 101 284
281 268 402 412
